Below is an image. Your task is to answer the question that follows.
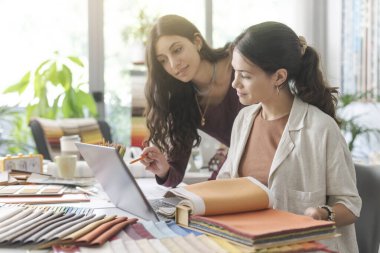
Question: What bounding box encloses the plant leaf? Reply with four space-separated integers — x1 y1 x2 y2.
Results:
76 90 98 117
68 56 84 67
45 62 59 86
3 72 31 94
60 64 73 90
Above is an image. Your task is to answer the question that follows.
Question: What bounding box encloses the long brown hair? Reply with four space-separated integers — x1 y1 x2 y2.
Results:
144 15 230 158
233 21 339 122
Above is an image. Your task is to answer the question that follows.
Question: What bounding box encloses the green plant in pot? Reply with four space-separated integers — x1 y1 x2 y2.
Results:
337 92 380 152
3 51 97 121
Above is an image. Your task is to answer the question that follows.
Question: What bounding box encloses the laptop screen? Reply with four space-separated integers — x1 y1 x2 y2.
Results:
75 142 159 221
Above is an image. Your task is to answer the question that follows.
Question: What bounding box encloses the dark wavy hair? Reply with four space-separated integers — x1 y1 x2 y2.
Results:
144 14 230 158
233 21 339 123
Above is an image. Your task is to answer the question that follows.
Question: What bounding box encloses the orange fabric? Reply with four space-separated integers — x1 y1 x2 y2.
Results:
191 209 334 239
184 177 269 216
89 218 138 246
75 217 134 244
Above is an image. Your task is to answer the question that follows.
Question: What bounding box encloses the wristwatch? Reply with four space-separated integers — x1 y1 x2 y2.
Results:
318 205 336 221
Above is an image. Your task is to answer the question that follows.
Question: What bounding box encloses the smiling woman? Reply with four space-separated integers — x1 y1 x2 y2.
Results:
141 14 244 187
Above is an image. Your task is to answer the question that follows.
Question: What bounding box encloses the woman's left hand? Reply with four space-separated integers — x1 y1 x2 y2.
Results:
304 207 327 220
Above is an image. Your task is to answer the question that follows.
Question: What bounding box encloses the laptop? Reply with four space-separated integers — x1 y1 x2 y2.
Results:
75 142 179 221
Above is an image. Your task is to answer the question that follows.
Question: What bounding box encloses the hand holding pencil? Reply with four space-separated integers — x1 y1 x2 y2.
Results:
135 146 170 179
129 154 147 164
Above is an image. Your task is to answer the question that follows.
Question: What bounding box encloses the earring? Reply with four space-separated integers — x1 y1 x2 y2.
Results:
276 85 280 95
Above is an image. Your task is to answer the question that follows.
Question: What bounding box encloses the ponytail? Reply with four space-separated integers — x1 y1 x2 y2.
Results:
294 47 339 123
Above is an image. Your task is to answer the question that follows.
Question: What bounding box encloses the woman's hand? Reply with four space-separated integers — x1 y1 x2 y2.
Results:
304 203 357 227
304 207 327 220
140 146 170 178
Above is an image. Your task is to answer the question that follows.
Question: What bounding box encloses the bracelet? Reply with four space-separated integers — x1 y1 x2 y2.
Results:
318 205 336 221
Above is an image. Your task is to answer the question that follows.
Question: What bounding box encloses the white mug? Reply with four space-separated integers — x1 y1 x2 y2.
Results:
55 155 77 179
60 135 81 158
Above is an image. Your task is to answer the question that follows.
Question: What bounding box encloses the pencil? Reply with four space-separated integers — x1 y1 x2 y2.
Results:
129 154 147 164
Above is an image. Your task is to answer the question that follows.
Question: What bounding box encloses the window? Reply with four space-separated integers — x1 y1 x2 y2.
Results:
103 0 205 145
213 0 304 48
341 0 380 100
0 0 88 106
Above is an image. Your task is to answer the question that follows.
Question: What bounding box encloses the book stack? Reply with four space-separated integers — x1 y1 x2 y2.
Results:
165 177 337 251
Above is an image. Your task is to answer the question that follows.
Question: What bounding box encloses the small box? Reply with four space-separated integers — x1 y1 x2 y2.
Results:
0 154 43 173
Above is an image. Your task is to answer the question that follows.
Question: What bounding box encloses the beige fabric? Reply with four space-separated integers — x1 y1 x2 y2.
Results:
196 235 228 253
208 236 242 253
160 237 186 253
183 234 209 253
125 240 144 253
171 236 199 253
135 239 156 253
218 96 362 253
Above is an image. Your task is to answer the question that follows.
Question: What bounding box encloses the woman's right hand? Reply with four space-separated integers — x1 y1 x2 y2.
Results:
140 146 170 179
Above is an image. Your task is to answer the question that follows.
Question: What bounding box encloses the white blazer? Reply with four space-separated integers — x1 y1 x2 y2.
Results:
218 96 362 253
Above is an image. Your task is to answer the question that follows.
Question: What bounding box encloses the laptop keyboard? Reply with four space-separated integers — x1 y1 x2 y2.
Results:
149 197 182 221
149 198 179 210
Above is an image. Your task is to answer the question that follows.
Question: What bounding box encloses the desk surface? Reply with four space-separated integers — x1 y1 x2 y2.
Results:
0 177 169 252
0 168 211 253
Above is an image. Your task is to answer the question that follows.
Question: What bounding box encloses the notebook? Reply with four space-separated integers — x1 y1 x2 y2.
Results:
76 142 178 221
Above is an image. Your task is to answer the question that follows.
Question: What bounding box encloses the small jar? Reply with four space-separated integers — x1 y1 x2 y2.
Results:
60 135 81 158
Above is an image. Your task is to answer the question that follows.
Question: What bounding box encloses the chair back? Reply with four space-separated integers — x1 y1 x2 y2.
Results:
29 118 112 160
354 163 380 253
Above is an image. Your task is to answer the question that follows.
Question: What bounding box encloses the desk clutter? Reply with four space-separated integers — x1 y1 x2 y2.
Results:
0 151 337 252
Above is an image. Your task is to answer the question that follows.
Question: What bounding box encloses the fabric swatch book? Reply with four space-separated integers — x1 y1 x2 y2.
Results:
167 177 337 250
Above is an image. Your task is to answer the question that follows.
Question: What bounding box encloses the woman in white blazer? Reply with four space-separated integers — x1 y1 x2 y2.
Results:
217 22 361 253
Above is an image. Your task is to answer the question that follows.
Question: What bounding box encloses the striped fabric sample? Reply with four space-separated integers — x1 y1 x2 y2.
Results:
33 117 104 153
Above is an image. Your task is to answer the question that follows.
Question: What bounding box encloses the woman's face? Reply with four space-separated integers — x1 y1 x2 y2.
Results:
155 35 201 83
231 49 277 105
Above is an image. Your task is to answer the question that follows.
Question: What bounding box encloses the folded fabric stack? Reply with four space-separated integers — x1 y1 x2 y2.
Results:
52 220 327 253
0 206 136 249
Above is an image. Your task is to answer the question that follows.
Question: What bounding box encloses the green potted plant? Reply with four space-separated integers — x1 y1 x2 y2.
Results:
3 51 97 121
1 52 98 154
